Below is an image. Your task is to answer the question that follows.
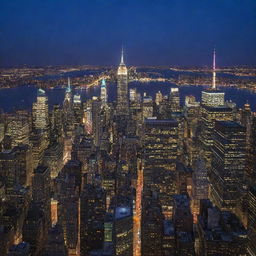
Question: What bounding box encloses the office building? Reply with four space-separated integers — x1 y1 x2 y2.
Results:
209 121 246 211
143 119 178 217
169 87 181 112
114 206 133 256
141 195 163 256
80 184 106 256
32 89 49 134
100 79 108 107
116 49 129 116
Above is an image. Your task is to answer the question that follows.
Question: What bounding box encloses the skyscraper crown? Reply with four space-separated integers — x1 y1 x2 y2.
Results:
118 48 127 75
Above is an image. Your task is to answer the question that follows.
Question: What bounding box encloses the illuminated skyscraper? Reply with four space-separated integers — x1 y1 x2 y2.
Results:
6 110 30 147
73 94 83 127
116 49 129 115
142 94 154 119
65 77 72 103
143 119 178 217
100 78 108 107
170 87 181 112
200 105 234 165
200 52 235 165
155 91 163 106
129 88 137 102
32 89 49 134
209 121 246 211
201 50 225 107
51 104 64 138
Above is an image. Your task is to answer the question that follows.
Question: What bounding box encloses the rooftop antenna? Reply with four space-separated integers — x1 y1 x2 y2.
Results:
212 49 216 90
121 46 124 64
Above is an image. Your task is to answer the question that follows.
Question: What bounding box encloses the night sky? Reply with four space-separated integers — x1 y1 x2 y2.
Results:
0 0 256 67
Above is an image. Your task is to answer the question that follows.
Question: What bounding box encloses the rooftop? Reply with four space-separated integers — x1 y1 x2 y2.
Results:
216 120 244 129
115 206 132 220
145 119 178 126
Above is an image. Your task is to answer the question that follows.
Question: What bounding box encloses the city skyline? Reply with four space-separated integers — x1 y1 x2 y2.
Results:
0 1 256 256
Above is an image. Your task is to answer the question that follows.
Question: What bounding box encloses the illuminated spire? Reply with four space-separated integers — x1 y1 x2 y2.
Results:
212 49 216 90
66 77 71 93
38 88 46 96
101 78 106 87
117 47 127 76
120 46 124 65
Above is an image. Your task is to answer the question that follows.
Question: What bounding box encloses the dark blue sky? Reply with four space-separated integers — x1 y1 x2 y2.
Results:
0 0 256 67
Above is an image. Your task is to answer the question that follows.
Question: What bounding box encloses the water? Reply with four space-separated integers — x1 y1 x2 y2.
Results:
0 82 255 113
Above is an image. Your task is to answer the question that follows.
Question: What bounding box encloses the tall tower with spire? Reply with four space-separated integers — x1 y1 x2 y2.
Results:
212 49 216 90
200 50 234 167
64 77 72 103
116 48 129 115
201 49 225 107
100 78 108 107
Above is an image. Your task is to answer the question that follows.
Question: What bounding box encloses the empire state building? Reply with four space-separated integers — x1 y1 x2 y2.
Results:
117 49 129 115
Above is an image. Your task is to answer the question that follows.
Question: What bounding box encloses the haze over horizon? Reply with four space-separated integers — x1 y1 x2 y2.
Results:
0 0 256 67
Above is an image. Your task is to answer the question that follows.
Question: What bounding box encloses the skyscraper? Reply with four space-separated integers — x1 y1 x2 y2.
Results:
6 110 30 147
80 184 106 256
32 89 49 134
209 121 246 211
63 77 75 138
200 105 234 165
169 88 181 112
143 119 178 217
155 91 163 106
116 49 129 116
246 113 256 185
141 195 164 256
201 50 225 107
100 78 108 107
114 206 133 256
200 51 235 166
32 165 51 231
142 94 154 120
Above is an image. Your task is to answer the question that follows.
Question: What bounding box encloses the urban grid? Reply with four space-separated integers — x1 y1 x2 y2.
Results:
0 1 256 256
0 49 255 256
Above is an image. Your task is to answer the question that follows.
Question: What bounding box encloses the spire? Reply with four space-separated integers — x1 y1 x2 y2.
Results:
101 78 106 87
66 77 71 93
212 49 216 90
38 88 46 96
120 46 124 65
